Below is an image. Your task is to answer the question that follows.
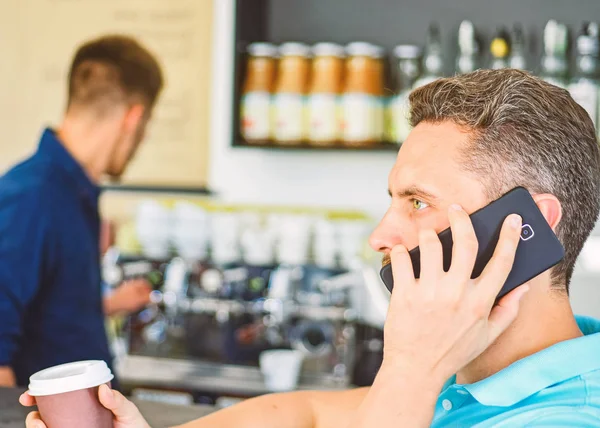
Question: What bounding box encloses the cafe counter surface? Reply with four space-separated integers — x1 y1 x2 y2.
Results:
0 387 215 428
118 355 350 397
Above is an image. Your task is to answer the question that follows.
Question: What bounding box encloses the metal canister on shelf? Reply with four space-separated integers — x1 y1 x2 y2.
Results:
509 24 528 71
569 22 600 132
389 44 422 144
414 23 444 89
539 20 569 89
455 20 480 75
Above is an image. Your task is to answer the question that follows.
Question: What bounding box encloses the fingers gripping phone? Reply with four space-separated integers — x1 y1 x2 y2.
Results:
380 187 565 301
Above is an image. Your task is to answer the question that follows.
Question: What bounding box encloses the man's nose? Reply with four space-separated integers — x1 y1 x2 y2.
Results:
369 212 404 253
369 224 389 253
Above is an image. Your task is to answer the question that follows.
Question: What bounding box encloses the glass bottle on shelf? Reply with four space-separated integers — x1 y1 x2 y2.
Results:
308 43 345 146
509 24 528 71
539 20 569 89
489 27 511 70
414 23 444 89
569 22 600 131
341 42 383 146
370 44 386 144
273 42 311 145
240 43 277 144
455 20 480 75
389 45 422 144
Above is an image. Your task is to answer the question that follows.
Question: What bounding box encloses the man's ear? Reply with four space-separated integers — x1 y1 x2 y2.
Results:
532 193 562 232
123 104 145 132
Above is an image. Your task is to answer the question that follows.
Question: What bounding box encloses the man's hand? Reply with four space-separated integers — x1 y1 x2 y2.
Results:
20 384 151 428
383 205 528 380
0 366 16 387
104 279 152 316
350 205 529 428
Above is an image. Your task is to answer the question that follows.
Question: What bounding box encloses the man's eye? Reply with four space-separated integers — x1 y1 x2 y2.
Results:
412 199 429 211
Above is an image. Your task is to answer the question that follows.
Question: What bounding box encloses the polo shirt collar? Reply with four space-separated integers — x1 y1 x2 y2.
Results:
36 128 101 204
450 316 600 407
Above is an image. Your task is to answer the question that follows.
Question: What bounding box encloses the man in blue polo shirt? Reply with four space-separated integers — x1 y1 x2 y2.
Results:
23 71 600 426
0 35 163 387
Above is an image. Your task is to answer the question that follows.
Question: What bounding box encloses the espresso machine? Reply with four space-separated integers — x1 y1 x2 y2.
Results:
106 208 388 400
110 255 360 395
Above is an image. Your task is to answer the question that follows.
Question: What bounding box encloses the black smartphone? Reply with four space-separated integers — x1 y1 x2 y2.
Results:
380 187 565 301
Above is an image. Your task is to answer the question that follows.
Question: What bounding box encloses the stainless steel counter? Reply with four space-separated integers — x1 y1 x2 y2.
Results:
0 387 214 428
118 355 350 397
0 388 28 428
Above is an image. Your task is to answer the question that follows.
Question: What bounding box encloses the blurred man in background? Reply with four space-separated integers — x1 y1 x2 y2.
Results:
24 69 600 426
0 35 163 387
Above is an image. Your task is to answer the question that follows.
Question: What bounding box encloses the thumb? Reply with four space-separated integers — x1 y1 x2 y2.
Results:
25 411 46 428
98 384 150 427
19 391 37 407
487 284 530 344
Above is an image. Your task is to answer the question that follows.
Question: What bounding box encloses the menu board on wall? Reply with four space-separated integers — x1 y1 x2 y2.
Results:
0 0 213 187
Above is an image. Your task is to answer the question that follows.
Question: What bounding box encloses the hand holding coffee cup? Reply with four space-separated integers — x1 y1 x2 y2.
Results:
20 361 150 428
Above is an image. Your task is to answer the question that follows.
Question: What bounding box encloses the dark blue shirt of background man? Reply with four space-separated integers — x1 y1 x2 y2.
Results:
0 129 114 386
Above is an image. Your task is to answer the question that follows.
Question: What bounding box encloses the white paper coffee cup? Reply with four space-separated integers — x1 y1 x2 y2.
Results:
29 361 114 428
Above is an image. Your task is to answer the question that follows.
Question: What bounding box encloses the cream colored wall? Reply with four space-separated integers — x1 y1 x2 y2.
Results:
0 0 213 187
0 0 29 171
100 192 213 226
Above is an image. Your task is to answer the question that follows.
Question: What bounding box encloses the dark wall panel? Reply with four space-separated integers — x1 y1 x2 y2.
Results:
266 0 600 73
233 0 600 146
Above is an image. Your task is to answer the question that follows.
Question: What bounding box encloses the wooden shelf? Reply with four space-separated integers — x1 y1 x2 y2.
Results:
102 184 212 195
232 140 400 152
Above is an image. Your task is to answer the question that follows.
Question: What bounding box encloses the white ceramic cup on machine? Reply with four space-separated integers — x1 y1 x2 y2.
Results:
171 201 210 261
136 200 172 259
259 349 304 392
210 212 242 265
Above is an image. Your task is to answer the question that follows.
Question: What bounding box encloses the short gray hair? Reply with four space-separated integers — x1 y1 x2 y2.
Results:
409 69 600 291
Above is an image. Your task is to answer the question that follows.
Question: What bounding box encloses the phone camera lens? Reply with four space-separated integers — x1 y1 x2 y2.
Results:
520 224 535 241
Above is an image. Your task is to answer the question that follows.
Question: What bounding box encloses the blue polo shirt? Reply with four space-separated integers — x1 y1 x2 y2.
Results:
0 128 113 386
433 316 600 427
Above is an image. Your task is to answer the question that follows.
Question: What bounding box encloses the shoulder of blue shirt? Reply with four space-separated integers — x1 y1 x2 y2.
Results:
0 157 58 231
0 154 60 201
441 316 600 406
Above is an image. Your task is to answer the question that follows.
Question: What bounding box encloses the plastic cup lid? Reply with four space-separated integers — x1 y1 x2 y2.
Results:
29 361 114 397
312 42 345 58
279 42 311 57
247 42 278 57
